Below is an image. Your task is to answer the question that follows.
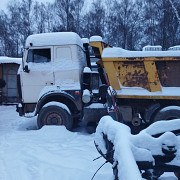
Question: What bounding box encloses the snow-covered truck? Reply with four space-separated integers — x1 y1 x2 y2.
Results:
17 32 180 132
17 32 108 131
89 38 180 132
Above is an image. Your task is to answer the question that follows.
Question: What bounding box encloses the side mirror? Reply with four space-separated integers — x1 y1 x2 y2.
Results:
23 65 30 73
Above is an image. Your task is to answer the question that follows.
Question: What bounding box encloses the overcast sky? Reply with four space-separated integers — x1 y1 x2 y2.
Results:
0 0 55 11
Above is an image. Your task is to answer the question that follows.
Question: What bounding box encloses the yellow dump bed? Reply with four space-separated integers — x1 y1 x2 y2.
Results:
90 40 180 100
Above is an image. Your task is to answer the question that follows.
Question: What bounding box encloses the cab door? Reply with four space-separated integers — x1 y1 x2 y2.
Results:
21 46 54 103
53 45 82 91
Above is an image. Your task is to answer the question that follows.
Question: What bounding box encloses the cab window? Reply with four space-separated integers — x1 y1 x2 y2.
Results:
27 48 51 63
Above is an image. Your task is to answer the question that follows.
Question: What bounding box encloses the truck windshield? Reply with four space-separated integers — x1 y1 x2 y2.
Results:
27 48 51 63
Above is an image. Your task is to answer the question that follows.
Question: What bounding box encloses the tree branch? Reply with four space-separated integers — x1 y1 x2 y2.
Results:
168 0 180 24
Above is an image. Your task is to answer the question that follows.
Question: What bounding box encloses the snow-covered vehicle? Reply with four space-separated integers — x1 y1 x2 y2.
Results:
16 32 108 132
95 116 180 180
17 32 180 133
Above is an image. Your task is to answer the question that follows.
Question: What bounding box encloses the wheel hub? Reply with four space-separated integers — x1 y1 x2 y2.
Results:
51 117 58 124
46 113 62 125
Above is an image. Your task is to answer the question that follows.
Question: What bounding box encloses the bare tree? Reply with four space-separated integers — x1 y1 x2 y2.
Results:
74 0 84 34
55 0 75 32
168 0 180 24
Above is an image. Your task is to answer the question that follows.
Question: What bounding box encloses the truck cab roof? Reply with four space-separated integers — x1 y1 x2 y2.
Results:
25 32 83 48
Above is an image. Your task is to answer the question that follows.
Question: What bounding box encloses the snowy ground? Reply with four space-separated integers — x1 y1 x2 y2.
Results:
0 105 178 180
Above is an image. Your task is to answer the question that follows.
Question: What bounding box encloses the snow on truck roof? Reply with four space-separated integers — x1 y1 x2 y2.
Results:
82 38 89 44
102 47 180 58
90 36 103 42
0 56 21 64
25 32 83 48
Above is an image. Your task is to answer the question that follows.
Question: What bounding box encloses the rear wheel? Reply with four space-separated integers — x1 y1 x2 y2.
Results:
153 106 180 122
37 102 73 130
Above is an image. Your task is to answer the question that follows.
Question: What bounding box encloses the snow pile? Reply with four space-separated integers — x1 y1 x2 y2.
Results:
133 129 178 158
142 118 180 135
0 106 113 180
102 47 180 58
0 106 177 180
0 56 21 64
25 32 83 48
95 116 142 180
95 116 180 180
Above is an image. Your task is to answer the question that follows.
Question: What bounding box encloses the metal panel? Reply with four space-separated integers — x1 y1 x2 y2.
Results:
114 61 149 90
156 61 180 87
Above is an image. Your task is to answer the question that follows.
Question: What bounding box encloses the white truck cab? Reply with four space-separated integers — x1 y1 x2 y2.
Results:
21 32 86 103
17 32 106 131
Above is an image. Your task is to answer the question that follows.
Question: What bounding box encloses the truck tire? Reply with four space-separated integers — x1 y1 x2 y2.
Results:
153 106 180 122
37 103 73 130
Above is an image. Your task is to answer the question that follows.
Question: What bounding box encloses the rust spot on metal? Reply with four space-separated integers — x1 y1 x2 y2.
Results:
156 57 163 60
127 57 136 61
172 57 180 60
115 61 151 91
156 61 180 87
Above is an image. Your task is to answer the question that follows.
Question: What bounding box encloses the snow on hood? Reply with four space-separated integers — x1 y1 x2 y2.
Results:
102 47 180 58
0 56 21 64
25 32 83 48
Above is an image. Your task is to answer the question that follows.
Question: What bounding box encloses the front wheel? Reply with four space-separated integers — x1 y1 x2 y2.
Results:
37 102 73 130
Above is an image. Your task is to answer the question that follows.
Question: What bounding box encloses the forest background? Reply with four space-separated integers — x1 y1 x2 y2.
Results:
0 0 180 57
